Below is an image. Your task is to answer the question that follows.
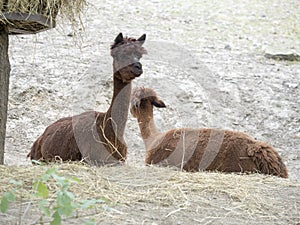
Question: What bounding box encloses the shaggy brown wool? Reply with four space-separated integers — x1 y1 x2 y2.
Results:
130 87 288 178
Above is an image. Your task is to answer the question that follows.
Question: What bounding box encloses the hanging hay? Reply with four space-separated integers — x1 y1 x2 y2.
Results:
0 0 86 34
0 163 299 224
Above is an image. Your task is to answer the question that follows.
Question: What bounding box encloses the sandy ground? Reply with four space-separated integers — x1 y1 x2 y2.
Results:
4 0 300 179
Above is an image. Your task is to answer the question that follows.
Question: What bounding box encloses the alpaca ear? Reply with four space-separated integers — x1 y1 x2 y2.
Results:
114 33 123 44
137 34 146 45
152 99 166 108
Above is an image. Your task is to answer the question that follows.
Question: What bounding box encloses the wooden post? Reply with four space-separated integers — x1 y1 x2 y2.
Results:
0 24 10 164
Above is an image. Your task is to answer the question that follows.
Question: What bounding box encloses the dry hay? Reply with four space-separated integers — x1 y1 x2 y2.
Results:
0 0 86 20
0 163 299 224
0 0 86 34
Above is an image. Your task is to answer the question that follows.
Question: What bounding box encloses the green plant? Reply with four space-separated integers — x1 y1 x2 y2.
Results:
1 166 109 225
0 179 22 213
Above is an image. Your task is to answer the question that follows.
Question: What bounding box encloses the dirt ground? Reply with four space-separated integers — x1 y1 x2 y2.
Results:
2 0 300 223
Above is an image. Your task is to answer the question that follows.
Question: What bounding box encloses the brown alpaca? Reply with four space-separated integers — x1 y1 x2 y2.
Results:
130 87 288 178
28 33 147 166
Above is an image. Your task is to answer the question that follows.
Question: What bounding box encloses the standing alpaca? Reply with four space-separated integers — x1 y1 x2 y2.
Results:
28 33 147 166
130 87 288 178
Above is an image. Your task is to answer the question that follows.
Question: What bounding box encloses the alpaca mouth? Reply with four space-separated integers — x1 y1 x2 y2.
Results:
131 62 143 77
131 68 143 77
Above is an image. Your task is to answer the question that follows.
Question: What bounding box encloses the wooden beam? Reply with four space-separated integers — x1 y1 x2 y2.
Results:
0 24 10 164
0 12 56 35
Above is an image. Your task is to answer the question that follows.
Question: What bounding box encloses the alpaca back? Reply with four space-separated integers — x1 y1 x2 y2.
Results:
35 116 82 162
179 128 255 172
202 130 259 173
145 128 287 177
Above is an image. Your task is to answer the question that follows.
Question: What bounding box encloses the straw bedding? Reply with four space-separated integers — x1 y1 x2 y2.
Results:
0 163 299 224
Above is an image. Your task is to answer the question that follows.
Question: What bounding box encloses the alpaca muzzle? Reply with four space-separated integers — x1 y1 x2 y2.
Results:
131 62 143 77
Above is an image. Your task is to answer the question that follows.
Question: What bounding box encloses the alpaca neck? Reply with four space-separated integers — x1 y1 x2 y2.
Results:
137 115 160 149
105 73 131 138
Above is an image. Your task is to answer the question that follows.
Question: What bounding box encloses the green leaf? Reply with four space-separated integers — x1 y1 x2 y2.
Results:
65 191 75 200
37 199 51 217
57 192 72 206
0 196 8 213
0 191 16 212
9 179 23 187
57 205 74 217
31 160 42 165
80 199 101 210
46 167 57 175
42 167 57 181
51 174 67 186
70 177 81 183
4 191 15 202
50 211 61 225
33 181 49 198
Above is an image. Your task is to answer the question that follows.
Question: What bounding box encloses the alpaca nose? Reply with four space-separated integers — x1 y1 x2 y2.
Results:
132 62 143 76
133 62 142 70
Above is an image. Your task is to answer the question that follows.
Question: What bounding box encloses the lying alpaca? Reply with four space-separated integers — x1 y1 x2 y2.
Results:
130 87 288 178
28 33 147 166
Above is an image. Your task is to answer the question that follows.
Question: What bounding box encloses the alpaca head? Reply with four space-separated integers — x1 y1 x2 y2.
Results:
111 33 147 83
130 87 166 118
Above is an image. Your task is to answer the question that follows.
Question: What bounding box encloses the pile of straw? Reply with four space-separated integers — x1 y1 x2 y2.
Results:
0 0 86 34
0 0 86 20
0 163 299 224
